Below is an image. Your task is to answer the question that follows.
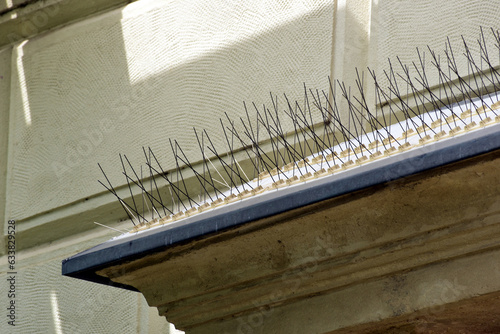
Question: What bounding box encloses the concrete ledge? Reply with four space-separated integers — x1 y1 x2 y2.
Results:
62 123 500 284
91 149 500 332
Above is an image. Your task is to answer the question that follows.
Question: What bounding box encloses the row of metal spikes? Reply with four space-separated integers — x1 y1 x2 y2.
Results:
98 27 500 229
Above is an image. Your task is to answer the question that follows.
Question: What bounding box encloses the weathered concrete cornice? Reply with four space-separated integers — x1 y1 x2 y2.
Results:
331 290 500 333
0 0 131 47
95 150 500 332
62 122 500 332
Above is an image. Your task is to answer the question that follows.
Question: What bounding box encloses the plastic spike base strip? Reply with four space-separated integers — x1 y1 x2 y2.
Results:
118 92 500 236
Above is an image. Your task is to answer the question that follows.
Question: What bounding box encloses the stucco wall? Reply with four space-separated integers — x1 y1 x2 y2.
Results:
369 0 500 90
0 47 11 252
6 0 334 229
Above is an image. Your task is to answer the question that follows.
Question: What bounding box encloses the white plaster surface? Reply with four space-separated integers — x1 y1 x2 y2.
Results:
5 0 334 221
0 227 150 333
370 0 500 90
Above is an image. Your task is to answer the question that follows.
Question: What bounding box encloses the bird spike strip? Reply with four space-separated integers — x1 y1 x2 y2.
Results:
98 27 500 234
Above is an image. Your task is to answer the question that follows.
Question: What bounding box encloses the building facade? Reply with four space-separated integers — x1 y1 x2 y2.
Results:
1 0 499 333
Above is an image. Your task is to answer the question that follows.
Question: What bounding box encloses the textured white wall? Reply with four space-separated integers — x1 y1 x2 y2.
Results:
5 0 334 222
0 226 165 333
0 47 11 251
332 0 372 87
369 0 500 91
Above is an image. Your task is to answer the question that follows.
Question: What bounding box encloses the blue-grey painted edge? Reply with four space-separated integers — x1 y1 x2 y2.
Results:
61 124 500 290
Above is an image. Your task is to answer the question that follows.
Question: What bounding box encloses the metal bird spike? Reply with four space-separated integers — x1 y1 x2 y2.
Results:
96 28 500 231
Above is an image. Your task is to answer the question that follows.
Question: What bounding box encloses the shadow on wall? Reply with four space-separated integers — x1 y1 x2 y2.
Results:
7 0 339 247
